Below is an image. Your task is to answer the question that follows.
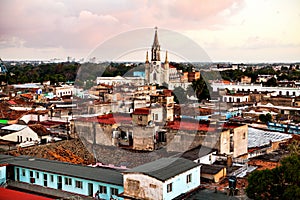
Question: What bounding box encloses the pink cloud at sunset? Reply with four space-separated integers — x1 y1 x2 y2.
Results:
0 0 299 62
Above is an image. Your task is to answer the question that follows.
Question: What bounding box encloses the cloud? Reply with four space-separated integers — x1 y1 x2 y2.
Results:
0 0 245 51
0 36 25 48
0 0 297 62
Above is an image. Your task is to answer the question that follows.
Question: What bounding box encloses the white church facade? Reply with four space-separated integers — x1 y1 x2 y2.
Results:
145 28 192 90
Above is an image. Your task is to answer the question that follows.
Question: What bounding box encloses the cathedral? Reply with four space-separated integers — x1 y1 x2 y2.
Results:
145 28 170 86
144 28 200 90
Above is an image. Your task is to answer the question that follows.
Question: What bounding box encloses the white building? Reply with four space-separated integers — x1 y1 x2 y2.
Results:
0 124 48 144
50 85 74 98
96 76 145 86
122 158 201 200
212 82 300 97
222 94 249 103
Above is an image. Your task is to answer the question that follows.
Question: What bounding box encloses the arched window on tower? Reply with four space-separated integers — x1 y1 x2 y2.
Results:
153 72 157 81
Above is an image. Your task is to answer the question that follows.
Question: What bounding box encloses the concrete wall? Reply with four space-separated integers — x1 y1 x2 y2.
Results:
132 126 156 151
219 130 230 155
123 174 163 200
232 125 248 158
166 130 223 153
75 121 113 146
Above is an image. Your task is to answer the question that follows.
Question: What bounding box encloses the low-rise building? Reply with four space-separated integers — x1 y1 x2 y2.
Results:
122 157 201 200
0 155 124 199
0 124 50 145
201 164 226 183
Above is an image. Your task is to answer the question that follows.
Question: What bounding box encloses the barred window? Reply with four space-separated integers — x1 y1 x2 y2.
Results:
75 180 82 188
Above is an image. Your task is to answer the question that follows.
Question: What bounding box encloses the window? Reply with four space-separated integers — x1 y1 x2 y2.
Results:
75 180 83 189
36 172 39 179
65 177 72 186
22 169 26 176
50 175 54 182
138 115 143 121
186 174 192 183
99 185 107 194
110 188 119 195
150 184 157 188
155 114 158 120
167 183 172 193
243 132 246 139
30 171 33 177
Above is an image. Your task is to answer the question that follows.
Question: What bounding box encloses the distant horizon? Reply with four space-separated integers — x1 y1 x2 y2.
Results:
2 58 300 65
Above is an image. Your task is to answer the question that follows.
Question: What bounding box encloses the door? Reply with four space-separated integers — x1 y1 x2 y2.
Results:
6 166 15 181
57 176 62 189
16 168 20 181
88 183 93 197
43 174 47 187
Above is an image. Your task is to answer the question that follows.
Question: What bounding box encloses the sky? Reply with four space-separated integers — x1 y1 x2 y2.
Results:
0 0 299 63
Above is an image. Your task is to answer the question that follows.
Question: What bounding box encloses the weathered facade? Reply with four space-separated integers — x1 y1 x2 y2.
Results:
122 158 201 200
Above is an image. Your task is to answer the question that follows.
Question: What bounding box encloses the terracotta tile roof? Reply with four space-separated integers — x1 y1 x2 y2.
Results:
7 100 17 105
29 124 52 136
76 113 132 125
20 93 33 100
133 107 150 115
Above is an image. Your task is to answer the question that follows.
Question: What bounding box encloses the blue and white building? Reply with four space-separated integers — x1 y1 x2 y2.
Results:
0 155 124 199
122 157 201 200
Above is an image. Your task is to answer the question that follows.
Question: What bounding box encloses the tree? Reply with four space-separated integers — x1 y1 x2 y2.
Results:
246 149 300 200
191 77 211 101
172 86 188 104
259 113 272 124
264 77 278 87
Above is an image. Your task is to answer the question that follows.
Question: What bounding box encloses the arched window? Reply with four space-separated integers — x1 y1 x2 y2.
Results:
153 72 157 81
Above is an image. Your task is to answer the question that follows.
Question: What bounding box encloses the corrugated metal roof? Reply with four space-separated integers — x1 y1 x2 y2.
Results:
248 127 292 148
1 124 27 131
0 155 123 186
124 157 200 181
